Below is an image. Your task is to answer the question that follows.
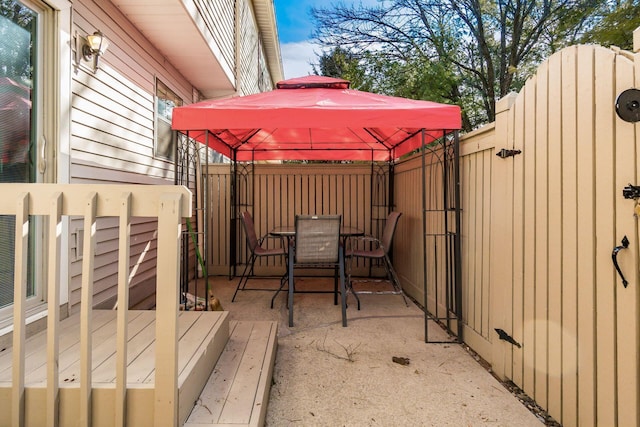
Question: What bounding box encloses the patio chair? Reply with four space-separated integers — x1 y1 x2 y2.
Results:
288 215 347 327
232 211 287 303
346 211 408 309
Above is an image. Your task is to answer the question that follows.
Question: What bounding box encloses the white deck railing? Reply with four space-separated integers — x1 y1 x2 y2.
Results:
0 183 192 427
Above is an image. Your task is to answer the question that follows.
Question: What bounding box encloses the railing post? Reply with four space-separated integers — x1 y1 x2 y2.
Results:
47 192 62 427
115 192 132 427
155 193 182 427
12 192 29 427
80 192 97 427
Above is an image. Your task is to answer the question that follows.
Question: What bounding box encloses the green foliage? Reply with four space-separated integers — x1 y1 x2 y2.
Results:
312 46 367 89
310 0 620 131
0 0 35 81
580 0 640 49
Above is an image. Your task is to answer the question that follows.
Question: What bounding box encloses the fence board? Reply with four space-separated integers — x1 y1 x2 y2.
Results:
614 52 639 427
481 149 491 338
534 59 550 409
489 93 516 378
560 46 579 427
522 76 538 399
547 52 563 419
511 89 526 388
594 47 617 427
575 44 597 427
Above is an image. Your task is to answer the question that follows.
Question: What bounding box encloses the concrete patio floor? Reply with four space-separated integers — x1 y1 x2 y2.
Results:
194 276 543 426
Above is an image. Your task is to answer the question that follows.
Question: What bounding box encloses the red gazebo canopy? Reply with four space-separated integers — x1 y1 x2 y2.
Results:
171 76 461 162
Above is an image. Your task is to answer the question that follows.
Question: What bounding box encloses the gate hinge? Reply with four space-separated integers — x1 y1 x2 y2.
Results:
496 148 522 159
494 328 522 348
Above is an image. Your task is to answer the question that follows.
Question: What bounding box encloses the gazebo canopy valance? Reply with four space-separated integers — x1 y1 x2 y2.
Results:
171 76 461 162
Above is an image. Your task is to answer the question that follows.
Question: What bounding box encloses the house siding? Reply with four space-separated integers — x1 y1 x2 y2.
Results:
194 0 236 76
238 0 271 94
66 0 278 312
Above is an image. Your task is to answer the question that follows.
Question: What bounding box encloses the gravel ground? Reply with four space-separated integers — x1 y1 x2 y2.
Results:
200 276 550 426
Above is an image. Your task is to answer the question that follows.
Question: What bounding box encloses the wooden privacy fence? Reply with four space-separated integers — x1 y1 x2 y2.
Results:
453 40 640 427
0 184 191 427
204 163 392 277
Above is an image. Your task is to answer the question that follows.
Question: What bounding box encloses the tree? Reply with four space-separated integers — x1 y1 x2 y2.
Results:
311 0 605 130
312 46 368 89
0 0 35 81
580 0 640 49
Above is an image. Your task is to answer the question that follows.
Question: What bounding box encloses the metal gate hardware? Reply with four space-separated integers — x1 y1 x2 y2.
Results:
496 148 522 159
494 328 521 348
623 184 640 200
615 88 640 123
612 236 630 288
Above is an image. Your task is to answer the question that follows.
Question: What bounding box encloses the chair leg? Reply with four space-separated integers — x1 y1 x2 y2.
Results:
231 253 256 302
339 247 347 327
288 250 295 327
346 255 361 310
270 273 288 308
333 266 339 305
383 254 409 306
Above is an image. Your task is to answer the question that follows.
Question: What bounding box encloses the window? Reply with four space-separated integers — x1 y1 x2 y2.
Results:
155 79 182 161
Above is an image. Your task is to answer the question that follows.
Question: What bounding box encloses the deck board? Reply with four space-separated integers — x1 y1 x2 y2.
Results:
91 311 156 382
185 320 277 427
0 309 230 427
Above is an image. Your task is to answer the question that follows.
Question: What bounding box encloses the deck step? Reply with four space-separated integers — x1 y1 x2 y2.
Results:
0 310 230 427
184 321 278 427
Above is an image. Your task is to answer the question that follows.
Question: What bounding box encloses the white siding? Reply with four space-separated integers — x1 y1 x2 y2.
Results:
238 0 273 94
69 1 205 312
194 0 236 75
67 0 277 312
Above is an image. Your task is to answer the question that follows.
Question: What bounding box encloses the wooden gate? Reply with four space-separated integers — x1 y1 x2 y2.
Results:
462 40 640 427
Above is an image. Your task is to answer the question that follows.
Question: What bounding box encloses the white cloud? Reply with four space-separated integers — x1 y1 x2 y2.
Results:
280 40 329 79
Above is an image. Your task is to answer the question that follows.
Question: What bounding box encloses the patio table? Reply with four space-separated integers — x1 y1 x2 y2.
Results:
270 225 364 242
269 225 363 306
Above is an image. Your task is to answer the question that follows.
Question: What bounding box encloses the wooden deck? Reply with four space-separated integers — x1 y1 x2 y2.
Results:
0 309 229 426
185 321 277 427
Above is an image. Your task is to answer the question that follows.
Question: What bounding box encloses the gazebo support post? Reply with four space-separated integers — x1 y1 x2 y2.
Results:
423 129 462 344
453 130 463 339
421 130 429 342
229 145 237 280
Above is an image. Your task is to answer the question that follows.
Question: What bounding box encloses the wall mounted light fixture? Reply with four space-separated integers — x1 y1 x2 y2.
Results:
76 30 109 73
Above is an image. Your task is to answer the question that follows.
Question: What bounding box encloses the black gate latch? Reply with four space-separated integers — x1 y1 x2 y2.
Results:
623 184 640 200
496 149 522 159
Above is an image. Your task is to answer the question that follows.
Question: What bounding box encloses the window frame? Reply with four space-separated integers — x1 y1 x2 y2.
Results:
154 78 183 162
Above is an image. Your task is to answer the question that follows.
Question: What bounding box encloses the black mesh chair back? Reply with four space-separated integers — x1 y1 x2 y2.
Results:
346 211 408 309
288 215 347 327
294 215 341 264
380 211 402 255
241 211 260 253
232 211 287 303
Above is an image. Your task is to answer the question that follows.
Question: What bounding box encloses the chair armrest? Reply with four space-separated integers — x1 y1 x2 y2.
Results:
347 235 382 251
258 234 287 249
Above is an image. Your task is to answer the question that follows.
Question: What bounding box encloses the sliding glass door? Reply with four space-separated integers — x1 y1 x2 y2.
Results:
0 0 41 312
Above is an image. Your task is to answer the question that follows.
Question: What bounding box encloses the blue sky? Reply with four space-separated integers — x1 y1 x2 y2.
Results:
274 0 325 79
275 0 319 44
274 0 380 79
